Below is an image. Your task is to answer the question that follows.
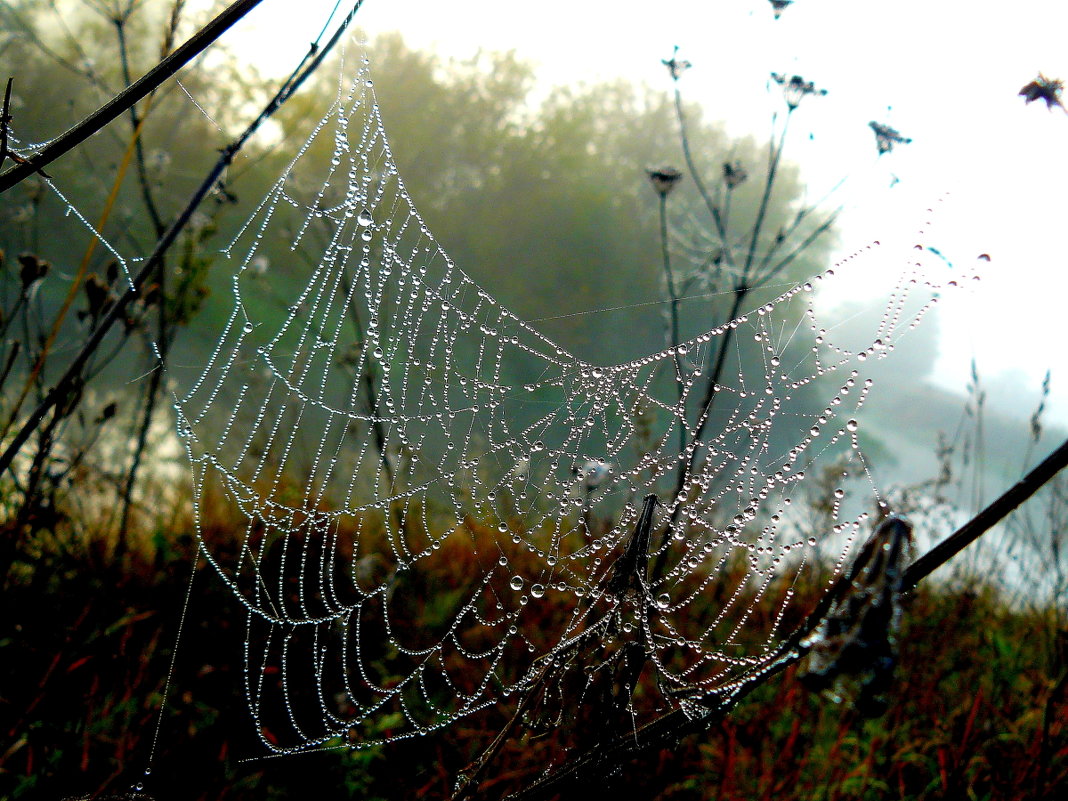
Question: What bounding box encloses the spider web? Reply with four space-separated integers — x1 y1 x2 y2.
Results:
174 46 962 756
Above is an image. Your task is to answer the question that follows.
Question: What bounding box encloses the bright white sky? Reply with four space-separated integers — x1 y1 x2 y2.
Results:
218 0 1068 427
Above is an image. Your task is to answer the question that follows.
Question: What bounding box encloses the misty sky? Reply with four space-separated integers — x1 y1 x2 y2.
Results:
219 0 1068 428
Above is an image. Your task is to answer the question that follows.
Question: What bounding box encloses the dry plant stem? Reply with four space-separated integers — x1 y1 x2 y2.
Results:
114 8 174 550
0 77 13 170
1036 669 1068 798
902 435 1068 590
0 0 266 193
457 496 660 801
0 342 20 394
658 192 685 456
2 1 189 442
115 15 167 237
0 1 367 493
652 113 794 578
672 83 732 264
339 268 395 488
741 116 792 281
0 113 148 444
338 264 407 540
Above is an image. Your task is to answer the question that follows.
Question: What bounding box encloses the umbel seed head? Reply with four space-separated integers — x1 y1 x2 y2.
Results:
662 46 691 81
723 161 748 189
771 72 827 109
868 121 912 155
647 166 683 197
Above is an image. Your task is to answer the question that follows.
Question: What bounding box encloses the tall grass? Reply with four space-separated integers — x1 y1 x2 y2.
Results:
1 471 1064 799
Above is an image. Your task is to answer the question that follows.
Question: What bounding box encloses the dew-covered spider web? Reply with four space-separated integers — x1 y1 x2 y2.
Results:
173 46 969 756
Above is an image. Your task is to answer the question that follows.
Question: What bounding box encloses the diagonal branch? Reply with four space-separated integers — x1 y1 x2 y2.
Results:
0 0 367 484
0 0 265 193
903 435 1068 590
503 438 1068 798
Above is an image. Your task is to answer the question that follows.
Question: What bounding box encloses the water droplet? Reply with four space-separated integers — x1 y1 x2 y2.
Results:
242 322 253 334
509 576 524 591
373 346 384 359
530 583 545 599
531 441 545 452
656 593 670 609
357 209 373 226
977 253 990 262
846 419 858 432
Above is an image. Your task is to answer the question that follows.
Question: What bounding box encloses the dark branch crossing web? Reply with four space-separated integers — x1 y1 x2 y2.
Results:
171 45 968 757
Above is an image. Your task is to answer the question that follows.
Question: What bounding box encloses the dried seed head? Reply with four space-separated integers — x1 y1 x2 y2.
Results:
1019 73 1064 109
646 166 683 197
17 252 48 289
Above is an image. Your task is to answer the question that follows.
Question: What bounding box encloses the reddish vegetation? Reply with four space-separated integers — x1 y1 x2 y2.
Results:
2 500 1065 800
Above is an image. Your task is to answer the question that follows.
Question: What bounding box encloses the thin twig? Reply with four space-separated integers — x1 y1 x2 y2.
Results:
653 109 797 579
672 82 734 270
0 77 13 170
0 0 266 193
657 192 686 456
0 0 367 485
113 5 170 550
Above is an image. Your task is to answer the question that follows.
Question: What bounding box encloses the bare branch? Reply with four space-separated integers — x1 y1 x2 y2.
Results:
0 0 368 492
903 436 1068 590
0 0 266 192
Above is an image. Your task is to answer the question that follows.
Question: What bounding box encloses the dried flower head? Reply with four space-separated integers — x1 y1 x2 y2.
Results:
769 0 793 19
723 161 748 189
1019 74 1064 110
662 47 691 81
868 121 912 155
17 252 48 290
771 72 827 109
646 166 683 197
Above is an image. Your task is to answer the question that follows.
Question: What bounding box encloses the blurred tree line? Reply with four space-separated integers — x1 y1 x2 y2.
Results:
0 0 833 547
